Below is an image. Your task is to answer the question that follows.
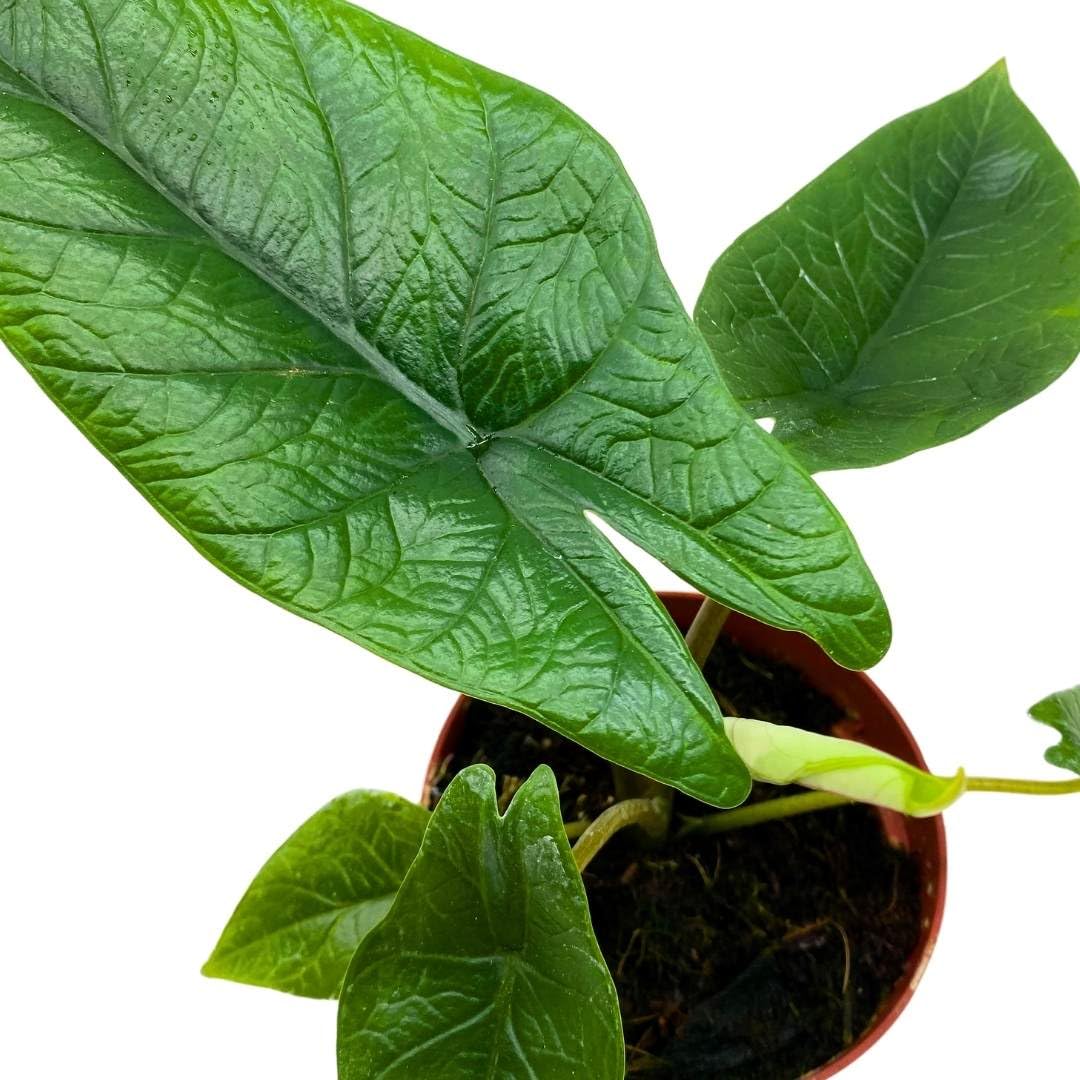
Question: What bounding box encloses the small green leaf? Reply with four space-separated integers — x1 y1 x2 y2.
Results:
337 765 623 1080
696 62 1080 472
723 716 966 816
203 791 428 999
1030 686 1080 775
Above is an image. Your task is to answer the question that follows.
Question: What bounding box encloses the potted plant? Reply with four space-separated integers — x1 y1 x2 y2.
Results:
1 2 1078 1077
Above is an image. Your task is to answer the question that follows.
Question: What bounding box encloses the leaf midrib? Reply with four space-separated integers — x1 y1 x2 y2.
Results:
0 51 481 446
731 74 1007 415
504 436 878 624
1 43 656 458
832 74 1005 396
210 890 395 972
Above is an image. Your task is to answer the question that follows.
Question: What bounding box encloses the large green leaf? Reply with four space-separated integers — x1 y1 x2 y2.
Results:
696 63 1080 472
337 765 622 1080
0 1 889 806
1030 686 1080 775
203 790 428 999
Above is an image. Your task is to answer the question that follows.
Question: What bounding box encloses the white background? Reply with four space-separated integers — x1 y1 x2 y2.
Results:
2 1 1078 1077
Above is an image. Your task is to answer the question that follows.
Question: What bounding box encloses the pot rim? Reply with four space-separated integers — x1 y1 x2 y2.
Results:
422 591 947 1079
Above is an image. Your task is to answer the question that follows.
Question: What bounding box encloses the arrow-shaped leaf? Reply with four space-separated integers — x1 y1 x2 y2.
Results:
203 790 429 999
337 765 623 1080
696 63 1080 472
1030 686 1080 775
0 1 889 804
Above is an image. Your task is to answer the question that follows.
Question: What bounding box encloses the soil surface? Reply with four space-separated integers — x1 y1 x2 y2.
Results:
428 636 922 1079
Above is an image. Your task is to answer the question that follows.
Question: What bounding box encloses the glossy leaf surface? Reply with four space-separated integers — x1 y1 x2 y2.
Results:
337 765 622 1080
1030 686 1080 775
203 790 428 999
696 63 1080 472
0 1 890 805
724 716 966 816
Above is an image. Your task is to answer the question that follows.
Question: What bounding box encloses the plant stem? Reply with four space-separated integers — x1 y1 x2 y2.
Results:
610 763 660 801
685 597 732 666
609 596 734 838
680 774 1080 837
965 776 1080 795
563 819 591 839
680 791 852 837
573 797 670 873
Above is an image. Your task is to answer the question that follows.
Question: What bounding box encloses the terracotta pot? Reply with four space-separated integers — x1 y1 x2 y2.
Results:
423 591 947 1078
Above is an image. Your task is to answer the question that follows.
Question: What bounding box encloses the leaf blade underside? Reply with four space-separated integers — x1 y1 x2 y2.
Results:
0 1 890 805
336 765 624 1080
696 63 1080 472
203 790 429 999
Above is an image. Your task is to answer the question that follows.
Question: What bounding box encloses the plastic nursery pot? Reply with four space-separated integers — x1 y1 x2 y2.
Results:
423 591 947 1079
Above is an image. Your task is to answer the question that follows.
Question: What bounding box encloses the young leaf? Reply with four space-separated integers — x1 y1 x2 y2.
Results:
723 716 966 816
1030 686 1080 775
0 1 890 807
203 791 428 999
696 63 1080 472
337 765 623 1080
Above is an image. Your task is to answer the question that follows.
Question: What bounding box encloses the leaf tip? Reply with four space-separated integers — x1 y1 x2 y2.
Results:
524 762 558 788
447 761 499 801
509 764 562 820
863 606 894 669
821 601 892 673
200 953 225 981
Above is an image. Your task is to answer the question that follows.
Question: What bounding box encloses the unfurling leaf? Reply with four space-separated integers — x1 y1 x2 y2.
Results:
1030 686 1080 775
203 791 428 999
337 765 623 1080
0 0 891 807
696 62 1080 472
723 717 966 816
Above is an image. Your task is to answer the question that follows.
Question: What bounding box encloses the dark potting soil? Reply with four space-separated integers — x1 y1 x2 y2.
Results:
428 637 923 1079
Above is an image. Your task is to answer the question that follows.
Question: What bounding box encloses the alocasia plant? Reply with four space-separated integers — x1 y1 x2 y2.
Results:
2 3 1079 1078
